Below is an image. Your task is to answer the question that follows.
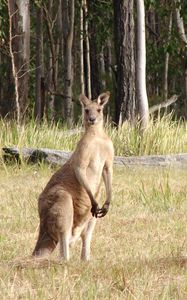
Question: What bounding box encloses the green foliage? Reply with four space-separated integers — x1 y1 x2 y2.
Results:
0 0 187 121
87 0 113 50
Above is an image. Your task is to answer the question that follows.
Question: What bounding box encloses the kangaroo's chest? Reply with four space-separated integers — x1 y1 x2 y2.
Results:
86 146 105 185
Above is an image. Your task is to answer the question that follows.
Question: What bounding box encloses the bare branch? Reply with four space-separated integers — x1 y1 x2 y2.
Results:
48 89 78 104
149 95 179 114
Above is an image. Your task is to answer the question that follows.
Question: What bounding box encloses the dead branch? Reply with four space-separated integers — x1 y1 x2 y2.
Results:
48 89 79 104
149 94 179 114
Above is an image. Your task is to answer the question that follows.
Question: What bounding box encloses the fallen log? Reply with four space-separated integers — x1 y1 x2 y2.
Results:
2 147 187 168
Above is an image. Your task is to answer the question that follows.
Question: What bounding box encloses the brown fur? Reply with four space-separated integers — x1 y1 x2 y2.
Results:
32 91 114 261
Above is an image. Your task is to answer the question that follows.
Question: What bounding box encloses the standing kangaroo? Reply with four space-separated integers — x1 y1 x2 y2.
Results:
32 91 114 261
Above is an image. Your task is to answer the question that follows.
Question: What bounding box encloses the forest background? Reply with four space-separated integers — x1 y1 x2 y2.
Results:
1 2 187 298
0 0 187 130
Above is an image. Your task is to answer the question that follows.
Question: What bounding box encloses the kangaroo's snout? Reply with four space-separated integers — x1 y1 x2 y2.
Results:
88 116 96 124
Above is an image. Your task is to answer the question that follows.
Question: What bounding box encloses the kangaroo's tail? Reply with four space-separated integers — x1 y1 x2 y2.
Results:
32 226 58 258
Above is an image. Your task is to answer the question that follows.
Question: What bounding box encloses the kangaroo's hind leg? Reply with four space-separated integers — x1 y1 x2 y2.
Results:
58 192 74 261
81 217 97 261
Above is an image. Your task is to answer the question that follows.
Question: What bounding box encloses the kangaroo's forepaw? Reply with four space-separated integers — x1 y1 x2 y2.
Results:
96 204 109 218
91 203 100 218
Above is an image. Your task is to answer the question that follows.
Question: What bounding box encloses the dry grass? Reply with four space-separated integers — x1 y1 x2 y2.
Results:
0 115 186 156
0 164 187 299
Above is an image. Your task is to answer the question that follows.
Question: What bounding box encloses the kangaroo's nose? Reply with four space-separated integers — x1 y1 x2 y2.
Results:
89 116 96 123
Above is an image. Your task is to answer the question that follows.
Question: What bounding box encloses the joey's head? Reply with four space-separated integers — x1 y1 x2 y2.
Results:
79 92 110 127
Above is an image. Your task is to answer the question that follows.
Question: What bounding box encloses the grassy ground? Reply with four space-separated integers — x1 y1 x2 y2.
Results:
0 164 187 299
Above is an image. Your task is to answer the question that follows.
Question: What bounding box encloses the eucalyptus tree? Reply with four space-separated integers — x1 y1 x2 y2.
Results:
136 0 149 130
7 0 30 123
35 3 45 121
62 0 75 127
174 0 187 119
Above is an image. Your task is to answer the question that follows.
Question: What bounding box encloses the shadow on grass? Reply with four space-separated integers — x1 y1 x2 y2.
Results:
3 254 187 270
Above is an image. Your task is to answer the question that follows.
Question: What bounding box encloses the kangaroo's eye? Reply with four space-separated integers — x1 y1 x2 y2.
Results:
85 109 89 114
97 109 101 113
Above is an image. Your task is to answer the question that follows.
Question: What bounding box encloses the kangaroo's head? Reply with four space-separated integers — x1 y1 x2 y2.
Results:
79 92 110 126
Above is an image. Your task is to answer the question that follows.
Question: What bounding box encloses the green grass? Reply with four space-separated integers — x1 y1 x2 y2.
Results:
0 164 187 299
0 114 186 157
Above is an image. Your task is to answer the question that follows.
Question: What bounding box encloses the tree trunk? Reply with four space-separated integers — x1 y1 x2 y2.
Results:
35 5 44 121
175 1 187 119
136 0 149 131
62 0 75 127
7 0 30 123
163 12 172 101
80 1 85 95
83 0 91 99
105 39 113 81
113 0 136 125
99 46 106 91
87 0 102 99
185 62 187 119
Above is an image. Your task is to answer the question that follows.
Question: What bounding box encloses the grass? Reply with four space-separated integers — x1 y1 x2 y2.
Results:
0 114 186 157
0 164 187 299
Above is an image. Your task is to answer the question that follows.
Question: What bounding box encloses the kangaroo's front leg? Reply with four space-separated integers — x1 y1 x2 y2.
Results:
74 166 101 218
97 163 113 218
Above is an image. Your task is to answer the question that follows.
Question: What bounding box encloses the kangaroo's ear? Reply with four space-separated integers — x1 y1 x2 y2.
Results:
79 94 91 106
97 91 110 106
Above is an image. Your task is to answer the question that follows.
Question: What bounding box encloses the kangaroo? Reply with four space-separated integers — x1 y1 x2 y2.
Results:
32 91 114 261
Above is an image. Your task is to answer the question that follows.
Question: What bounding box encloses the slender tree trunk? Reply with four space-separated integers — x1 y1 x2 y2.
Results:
87 0 102 99
7 0 30 123
175 5 187 44
44 1 60 120
58 0 64 68
0 52 2 108
185 62 187 119
164 12 172 101
80 1 85 95
62 0 75 127
8 0 21 123
83 0 91 98
35 5 44 121
99 46 106 91
18 0 30 118
136 0 149 131
113 0 136 125
175 1 187 119
105 38 112 81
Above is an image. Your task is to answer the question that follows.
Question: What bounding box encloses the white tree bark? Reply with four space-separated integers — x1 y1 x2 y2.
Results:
8 10 20 124
18 0 30 61
62 0 75 127
136 0 149 131
80 1 85 95
83 0 91 99
175 6 187 44
8 0 30 123
175 0 187 119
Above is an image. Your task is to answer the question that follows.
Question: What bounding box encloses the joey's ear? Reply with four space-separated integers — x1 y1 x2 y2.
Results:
79 94 91 106
97 91 110 106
